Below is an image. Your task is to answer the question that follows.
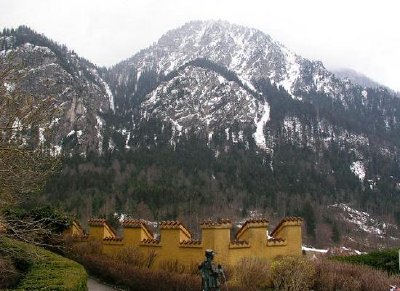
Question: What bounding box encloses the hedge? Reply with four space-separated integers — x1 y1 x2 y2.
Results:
0 236 87 290
333 248 400 274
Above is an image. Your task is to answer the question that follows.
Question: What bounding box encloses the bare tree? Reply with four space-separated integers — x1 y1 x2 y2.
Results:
0 53 62 245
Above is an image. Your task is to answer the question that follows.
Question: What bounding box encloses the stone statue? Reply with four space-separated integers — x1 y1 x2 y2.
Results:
198 249 225 291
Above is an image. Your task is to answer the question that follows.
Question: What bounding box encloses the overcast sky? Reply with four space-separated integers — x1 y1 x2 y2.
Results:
1 0 399 91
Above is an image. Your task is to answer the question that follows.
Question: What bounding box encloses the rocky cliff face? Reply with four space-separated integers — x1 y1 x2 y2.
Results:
0 26 113 154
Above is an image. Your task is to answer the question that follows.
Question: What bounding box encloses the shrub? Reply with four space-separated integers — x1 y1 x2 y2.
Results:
113 246 148 268
68 239 102 256
74 253 201 291
333 248 400 274
231 257 270 290
314 258 400 291
0 236 87 291
159 259 187 274
0 256 21 289
270 256 315 291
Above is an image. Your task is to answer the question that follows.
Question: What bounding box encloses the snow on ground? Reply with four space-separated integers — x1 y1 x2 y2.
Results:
350 161 366 181
362 90 368 98
329 203 386 236
302 246 328 253
96 115 104 153
278 48 300 94
3 82 15 93
101 80 115 111
38 127 45 144
67 130 75 137
51 145 62 157
253 102 270 149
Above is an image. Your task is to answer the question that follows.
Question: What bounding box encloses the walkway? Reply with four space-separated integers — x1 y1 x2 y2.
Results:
87 277 118 291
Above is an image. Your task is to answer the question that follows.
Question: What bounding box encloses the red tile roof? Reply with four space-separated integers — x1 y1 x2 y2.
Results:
103 237 123 242
200 218 232 227
88 218 118 238
141 238 160 245
230 240 250 246
88 218 107 226
123 219 154 238
180 240 202 246
159 220 182 228
267 237 285 243
270 217 303 237
235 218 269 240
159 220 192 238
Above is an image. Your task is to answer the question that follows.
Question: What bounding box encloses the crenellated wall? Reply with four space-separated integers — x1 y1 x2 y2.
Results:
70 217 303 268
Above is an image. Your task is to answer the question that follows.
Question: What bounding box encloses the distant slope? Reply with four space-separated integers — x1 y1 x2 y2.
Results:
332 68 387 89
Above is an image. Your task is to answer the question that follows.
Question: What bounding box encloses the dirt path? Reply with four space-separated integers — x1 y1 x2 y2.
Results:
87 277 118 291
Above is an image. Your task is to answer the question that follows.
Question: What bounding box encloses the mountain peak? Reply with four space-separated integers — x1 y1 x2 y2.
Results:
123 20 313 95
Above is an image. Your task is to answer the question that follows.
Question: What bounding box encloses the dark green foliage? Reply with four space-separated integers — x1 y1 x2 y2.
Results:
333 248 400 274
302 201 316 237
0 237 87 290
331 222 341 244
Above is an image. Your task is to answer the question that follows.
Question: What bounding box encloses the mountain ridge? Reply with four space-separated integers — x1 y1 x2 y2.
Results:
1 22 400 249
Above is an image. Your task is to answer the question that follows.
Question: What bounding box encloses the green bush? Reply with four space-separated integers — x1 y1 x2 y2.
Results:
334 248 400 274
0 236 87 290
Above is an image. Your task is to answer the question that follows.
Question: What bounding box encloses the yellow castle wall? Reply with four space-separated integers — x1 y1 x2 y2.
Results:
271 221 303 257
201 226 231 265
77 218 303 269
88 225 106 240
177 246 203 267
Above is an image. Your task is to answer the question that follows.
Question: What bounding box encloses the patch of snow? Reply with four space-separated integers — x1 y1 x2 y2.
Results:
277 48 300 95
125 131 131 149
362 90 368 98
38 127 45 144
3 82 15 93
253 102 270 149
67 130 75 137
27 63 57 74
302 246 328 253
225 128 230 140
329 203 385 236
95 116 104 153
350 161 366 181
49 118 60 129
51 145 62 157
101 80 115 111
208 131 213 144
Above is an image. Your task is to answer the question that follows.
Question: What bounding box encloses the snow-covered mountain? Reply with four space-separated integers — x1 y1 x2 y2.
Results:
120 21 339 95
108 20 398 154
3 22 400 248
